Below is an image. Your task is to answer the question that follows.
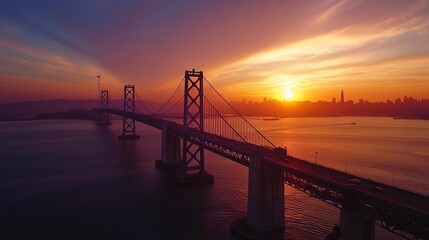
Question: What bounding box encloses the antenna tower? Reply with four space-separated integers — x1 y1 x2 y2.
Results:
96 73 101 98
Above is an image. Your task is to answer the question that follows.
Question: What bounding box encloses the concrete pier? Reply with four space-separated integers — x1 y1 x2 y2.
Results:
231 154 285 239
175 171 214 185
155 125 181 169
96 121 112 126
118 134 139 140
340 202 375 240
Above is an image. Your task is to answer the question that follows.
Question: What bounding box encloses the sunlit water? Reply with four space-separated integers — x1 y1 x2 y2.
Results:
0 117 428 239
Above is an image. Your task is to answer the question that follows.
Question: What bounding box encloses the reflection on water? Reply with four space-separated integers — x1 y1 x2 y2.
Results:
257 117 429 195
0 117 427 239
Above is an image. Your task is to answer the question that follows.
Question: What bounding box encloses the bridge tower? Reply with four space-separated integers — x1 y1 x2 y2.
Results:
118 84 140 140
176 69 214 185
97 90 112 125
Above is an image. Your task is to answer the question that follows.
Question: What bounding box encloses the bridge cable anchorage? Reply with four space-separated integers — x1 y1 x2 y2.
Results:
203 77 276 148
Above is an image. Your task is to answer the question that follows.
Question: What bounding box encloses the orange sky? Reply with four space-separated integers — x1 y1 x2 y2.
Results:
0 1 428 103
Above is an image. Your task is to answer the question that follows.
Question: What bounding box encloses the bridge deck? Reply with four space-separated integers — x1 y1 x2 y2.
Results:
273 156 428 213
99 108 429 239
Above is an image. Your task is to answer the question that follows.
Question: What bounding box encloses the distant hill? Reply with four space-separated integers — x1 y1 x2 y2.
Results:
34 109 98 121
0 99 161 121
1 98 428 121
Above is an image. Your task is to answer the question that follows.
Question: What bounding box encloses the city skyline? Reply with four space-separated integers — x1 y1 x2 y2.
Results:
0 1 429 103
247 91 429 104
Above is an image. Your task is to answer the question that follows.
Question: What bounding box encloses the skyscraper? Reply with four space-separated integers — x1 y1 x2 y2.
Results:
340 90 344 103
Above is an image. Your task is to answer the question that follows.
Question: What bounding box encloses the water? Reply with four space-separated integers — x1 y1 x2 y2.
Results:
0 117 428 239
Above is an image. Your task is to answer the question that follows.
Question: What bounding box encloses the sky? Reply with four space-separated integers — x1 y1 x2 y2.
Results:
0 0 428 103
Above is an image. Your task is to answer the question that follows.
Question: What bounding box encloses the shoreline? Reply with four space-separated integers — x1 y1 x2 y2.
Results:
1 115 428 122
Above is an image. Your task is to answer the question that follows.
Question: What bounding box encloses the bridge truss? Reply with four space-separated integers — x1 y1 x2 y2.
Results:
119 84 139 139
96 69 429 240
182 70 205 174
97 90 111 125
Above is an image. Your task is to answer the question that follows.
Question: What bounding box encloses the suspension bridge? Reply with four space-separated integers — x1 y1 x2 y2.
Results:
95 69 429 240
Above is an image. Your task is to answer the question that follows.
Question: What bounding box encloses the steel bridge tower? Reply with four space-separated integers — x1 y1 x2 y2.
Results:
118 84 140 140
177 69 213 184
97 90 112 125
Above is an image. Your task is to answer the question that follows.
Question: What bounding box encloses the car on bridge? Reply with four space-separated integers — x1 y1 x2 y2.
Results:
274 147 288 160
348 178 360 188
373 186 383 193
349 178 360 183
262 146 288 161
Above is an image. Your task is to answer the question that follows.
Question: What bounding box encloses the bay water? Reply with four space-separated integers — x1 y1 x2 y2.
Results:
1 117 428 239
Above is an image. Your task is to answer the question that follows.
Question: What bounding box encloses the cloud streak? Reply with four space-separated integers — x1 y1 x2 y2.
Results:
211 1 429 101
0 0 428 102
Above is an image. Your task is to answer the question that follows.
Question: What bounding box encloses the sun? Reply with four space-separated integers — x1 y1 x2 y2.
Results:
283 90 294 100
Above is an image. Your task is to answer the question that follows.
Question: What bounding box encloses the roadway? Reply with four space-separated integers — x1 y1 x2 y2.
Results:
267 154 429 216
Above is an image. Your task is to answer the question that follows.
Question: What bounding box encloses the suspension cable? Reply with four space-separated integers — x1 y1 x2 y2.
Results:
135 90 154 114
204 77 276 148
158 95 184 116
130 77 185 115
204 95 247 142
152 77 185 114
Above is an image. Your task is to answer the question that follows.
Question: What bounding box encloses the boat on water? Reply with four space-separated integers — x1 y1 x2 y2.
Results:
262 117 280 121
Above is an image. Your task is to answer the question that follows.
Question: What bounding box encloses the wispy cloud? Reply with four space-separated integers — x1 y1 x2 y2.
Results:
211 1 429 101
0 23 121 102
312 0 359 24
0 1 428 102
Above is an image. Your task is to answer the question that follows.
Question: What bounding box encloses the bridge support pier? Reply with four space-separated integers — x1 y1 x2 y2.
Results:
340 192 375 240
231 154 285 239
156 124 181 169
340 200 375 240
175 142 214 185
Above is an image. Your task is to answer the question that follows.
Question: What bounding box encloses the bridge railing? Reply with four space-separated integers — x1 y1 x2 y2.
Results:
288 154 429 197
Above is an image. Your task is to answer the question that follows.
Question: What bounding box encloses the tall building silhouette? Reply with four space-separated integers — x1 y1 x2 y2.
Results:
340 90 344 103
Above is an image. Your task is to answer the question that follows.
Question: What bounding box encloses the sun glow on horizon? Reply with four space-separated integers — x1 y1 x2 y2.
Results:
283 90 294 100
